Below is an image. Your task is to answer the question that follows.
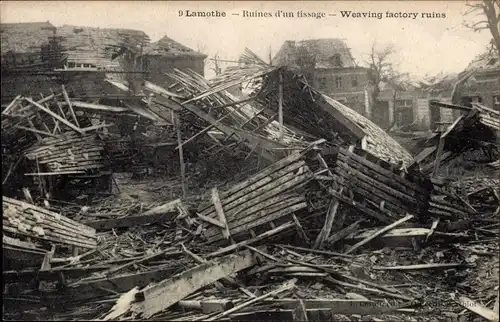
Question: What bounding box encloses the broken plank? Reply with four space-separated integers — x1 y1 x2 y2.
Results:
212 187 230 239
61 85 80 128
140 199 183 217
181 244 255 298
197 213 225 228
206 202 307 244
129 249 258 319
327 188 393 224
324 276 412 301
24 98 83 134
178 299 234 313
372 263 464 270
432 135 446 177
345 214 414 254
65 101 129 112
457 296 499 322
314 197 340 249
326 220 363 244
206 222 295 258
292 299 308 321
279 244 352 259
206 279 297 321
67 267 181 300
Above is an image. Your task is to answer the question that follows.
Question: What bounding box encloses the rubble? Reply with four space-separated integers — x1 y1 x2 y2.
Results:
2 52 499 321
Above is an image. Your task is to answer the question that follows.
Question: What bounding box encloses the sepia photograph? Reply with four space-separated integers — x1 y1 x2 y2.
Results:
1 0 499 321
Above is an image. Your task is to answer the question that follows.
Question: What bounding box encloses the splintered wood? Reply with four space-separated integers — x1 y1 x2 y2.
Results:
103 249 259 320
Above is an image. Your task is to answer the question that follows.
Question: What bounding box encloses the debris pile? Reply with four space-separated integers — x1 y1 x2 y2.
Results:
2 55 499 321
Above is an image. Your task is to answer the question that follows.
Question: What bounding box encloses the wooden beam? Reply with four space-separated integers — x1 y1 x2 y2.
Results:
206 221 295 258
24 98 83 134
176 98 251 150
61 85 80 128
278 70 284 143
179 99 281 161
211 188 230 239
313 198 340 249
372 263 464 270
174 111 187 197
345 214 414 254
456 296 499 322
127 249 258 319
2 95 21 115
197 213 225 228
81 122 115 132
432 136 445 177
206 279 297 321
14 125 60 138
65 101 129 112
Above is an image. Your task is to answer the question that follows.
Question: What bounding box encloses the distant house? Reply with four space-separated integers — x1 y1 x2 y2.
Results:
0 22 61 102
374 82 419 130
415 74 460 131
414 50 500 131
0 21 57 70
272 39 369 116
143 36 207 87
455 50 500 110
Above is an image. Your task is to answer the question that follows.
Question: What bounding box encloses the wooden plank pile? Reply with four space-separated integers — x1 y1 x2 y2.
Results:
2 196 97 251
329 147 430 222
197 149 314 245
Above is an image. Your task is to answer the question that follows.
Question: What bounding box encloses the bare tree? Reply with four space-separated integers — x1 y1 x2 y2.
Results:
210 52 222 76
366 43 397 106
463 0 500 59
366 42 413 128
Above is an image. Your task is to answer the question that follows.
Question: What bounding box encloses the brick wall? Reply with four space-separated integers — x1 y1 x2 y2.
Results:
312 67 368 115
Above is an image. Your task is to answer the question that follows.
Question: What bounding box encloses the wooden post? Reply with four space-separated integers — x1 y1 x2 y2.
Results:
278 70 284 143
174 111 186 197
432 135 445 178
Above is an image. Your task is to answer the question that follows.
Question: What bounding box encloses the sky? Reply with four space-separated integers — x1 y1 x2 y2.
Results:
1 1 493 79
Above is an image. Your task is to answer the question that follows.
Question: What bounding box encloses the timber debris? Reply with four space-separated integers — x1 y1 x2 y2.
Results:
2 51 499 321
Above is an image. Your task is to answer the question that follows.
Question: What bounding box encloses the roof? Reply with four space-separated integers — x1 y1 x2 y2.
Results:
272 39 357 69
418 73 458 94
144 35 207 58
1 21 55 55
57 25 150 68
462 50 500 74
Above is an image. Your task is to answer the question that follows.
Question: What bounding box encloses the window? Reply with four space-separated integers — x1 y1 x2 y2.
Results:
335 76 343 89
331 54 343 67
395 99 412 107
471 96 482 103
317 77 328 89
351 75 359 87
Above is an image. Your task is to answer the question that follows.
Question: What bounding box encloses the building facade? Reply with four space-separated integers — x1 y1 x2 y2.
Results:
272 39 369 116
